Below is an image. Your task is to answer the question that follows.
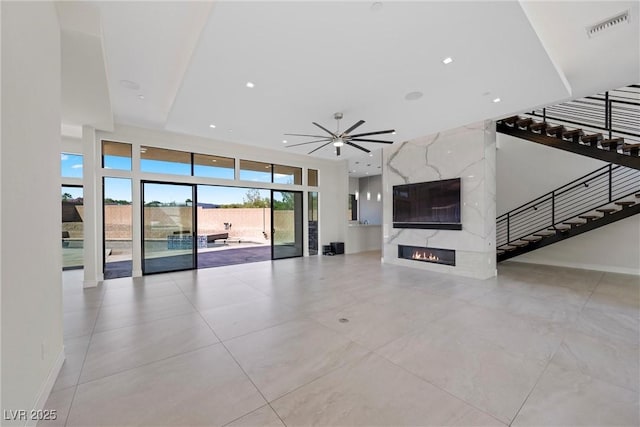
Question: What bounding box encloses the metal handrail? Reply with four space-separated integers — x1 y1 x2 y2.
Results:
497 164 640 247
524 85 640 144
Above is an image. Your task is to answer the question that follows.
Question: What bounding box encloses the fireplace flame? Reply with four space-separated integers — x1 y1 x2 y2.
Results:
412 251 439 261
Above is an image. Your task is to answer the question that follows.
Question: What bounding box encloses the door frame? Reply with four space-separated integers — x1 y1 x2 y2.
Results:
141 180 197 275
270 189 304 260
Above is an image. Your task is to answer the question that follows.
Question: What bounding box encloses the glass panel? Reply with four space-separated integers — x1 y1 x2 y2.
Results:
102 141 132 171
239 159 272 182
103 177 132 279
193 154 235 180
196 185 271 268
62 186 83 269
273 164 302 185
308 169 318 187
142 182 195 274
141 146 191 176
61 153 83 178
308 191 318 255
272 190 303 259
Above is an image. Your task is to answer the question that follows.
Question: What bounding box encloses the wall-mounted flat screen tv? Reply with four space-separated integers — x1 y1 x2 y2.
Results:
393 178 462 230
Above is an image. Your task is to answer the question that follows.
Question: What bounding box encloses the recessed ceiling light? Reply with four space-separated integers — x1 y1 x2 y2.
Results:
405 91 423 101
369 154 373 157
442 57 453 65
493 97 501 103
120 80 140 90
371 2 383 12
282 140 287 143
137 94 145 100
246 81 255 88
209 124 216 128
392 131 396 135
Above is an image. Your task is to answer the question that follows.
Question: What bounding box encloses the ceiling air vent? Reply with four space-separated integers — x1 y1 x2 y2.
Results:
586 10 629 38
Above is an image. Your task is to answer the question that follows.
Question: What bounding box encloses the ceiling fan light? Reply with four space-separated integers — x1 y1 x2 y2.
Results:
333 138 344 147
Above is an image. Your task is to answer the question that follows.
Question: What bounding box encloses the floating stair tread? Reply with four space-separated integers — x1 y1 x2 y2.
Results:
622 143 640 151
581 133 603 143
516 118 533 128
533 231 555 237
501 116 520 125
601 138 624 147
510 241 529 247
579 214 601 220
498 245 518 251
563 129 584 138
549 225 571 230
615 201 636 207
530 122 547 131
546 125 565 133
564 220 586 225
497 250 505 255
522 236 542 242
596 208 618 214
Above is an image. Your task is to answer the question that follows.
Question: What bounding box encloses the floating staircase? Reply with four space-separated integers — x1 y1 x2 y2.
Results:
497 85 640 170
497 164 640 262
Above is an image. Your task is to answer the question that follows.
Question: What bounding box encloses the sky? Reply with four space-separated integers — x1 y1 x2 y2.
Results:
62 153 292 204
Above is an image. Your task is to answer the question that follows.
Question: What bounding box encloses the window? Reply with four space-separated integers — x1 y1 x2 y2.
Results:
62 185 84 269
193 154 235 180
141 146 191 175
308 169 318 186
61 153 83 178
273 164 302 185
239 160 272 182
102 141 132 170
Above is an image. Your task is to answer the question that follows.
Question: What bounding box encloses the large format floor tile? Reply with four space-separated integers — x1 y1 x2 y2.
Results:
200 297 302 341
512 363 640 426
93 293 196 332
271 353 504 426
66 345 265 427
225 319 369 401
53 335 91 392
54 253 639 427
377 323 547 424
79 313 219 383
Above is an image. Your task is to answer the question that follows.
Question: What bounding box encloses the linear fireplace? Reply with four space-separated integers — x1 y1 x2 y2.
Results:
398 245 456 266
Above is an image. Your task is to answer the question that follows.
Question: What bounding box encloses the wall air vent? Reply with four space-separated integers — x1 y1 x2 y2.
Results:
586 10 629 38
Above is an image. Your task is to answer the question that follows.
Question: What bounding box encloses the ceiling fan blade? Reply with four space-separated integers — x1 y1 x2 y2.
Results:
284 133 329 138
312 122 337 137
345 141 370 153
286 139 332 148
336 146 341 156
308 141 333 155
342 120 365 136
350 138 394 144
350 129 395 138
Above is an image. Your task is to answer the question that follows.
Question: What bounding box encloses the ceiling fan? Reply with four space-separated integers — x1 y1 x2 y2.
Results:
285 112 395 156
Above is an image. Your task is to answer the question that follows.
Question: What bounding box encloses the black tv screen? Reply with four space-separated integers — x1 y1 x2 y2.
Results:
393 178 462 230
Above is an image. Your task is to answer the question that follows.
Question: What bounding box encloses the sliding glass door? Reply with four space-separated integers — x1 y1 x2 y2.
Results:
271 190 303 259
142 182 195 274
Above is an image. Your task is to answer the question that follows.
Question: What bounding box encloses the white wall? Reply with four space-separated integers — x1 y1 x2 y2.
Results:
497 133 640 275
497 133 605 215
383 121 497 279
358 175 382 225
1 2 64 423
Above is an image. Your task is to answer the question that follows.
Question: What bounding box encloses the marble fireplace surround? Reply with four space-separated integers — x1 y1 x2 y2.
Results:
382 121 497 279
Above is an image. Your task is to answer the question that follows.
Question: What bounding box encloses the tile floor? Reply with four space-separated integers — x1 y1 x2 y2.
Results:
43 252 639 426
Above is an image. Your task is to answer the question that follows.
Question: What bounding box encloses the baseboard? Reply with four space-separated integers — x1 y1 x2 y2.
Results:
510 258 640 276
26 348 65 427
83 279 98 288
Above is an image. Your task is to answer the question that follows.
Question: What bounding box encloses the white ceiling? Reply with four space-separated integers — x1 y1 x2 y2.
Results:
62 1 639 177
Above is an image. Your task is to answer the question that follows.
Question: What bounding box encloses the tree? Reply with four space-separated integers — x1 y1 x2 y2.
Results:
243 189 270 208
62 192 73 201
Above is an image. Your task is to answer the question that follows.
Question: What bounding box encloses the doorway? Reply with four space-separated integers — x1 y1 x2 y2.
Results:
141 181 195 274
271 190 303 259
